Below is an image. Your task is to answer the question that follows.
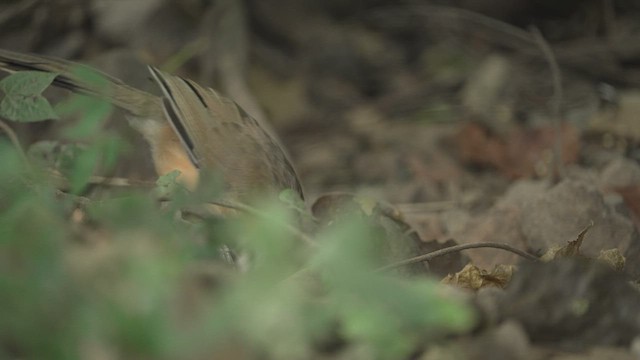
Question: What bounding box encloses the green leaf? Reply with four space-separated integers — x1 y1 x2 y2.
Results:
71 64 109 91
0 71 60 122
310 214 475 359
27 140 58 157
54 66 112 139
53 143 82 172
67 145 99 194
0 71 58 95
98 133 126 170
27 140 60 168
57 95 111 139
279 188 305 211
155 170 185 199
0 93 59 122
156 170 182 188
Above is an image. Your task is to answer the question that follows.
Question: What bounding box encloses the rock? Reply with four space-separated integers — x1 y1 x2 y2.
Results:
599 157 640 190
521 179 636 256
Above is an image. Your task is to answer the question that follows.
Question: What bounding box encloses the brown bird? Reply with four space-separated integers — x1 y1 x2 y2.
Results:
0 49 304 203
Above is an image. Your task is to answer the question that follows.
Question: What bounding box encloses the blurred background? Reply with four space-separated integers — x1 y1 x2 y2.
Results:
1 0 639 268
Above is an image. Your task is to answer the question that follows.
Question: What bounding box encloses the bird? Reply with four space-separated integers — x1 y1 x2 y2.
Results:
0 49 304 204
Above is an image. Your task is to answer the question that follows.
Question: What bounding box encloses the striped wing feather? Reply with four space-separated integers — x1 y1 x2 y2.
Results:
148 67 303 199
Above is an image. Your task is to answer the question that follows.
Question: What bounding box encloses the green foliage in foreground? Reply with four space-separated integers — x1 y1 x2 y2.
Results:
0 71 474 360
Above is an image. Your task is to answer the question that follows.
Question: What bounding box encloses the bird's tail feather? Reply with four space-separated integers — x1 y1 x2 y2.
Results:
0 48 161 117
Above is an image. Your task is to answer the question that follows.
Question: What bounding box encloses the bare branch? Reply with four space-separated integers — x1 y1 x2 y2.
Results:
378 242 539 272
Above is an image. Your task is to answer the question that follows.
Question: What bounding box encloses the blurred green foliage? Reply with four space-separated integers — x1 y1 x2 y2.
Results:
0 71 474 360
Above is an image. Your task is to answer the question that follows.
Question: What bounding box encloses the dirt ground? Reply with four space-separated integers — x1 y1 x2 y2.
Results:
1 0 639 359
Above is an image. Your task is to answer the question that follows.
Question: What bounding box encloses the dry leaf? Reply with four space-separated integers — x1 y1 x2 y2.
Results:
597 248 625 272
455 121 580 178
540 221 593 261
442 263 515 290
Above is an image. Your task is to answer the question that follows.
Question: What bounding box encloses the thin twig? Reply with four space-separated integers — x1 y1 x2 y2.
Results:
48 169 156 191
394 201 459 213
375 5 535 49
161 37 208 73
88 175 155 188
377 242 539 272
529 26 565 182
374 5 640 86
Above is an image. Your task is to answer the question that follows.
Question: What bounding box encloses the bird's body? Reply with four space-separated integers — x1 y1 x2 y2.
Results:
0 49 304 202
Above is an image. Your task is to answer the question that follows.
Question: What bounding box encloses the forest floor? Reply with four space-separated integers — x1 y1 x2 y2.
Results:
1 1 639 359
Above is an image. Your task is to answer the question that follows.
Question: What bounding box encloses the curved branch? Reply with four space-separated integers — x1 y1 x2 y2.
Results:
378 242 539 272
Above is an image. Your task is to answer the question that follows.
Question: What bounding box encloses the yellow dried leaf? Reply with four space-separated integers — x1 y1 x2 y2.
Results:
597 248 625 271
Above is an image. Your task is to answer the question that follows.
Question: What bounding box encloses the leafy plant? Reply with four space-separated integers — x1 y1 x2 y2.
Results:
0 70 475 360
